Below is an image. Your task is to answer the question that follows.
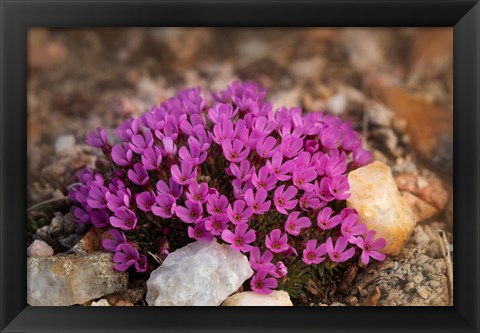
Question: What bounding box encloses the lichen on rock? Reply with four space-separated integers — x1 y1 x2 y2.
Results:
27 252 128 306
345 248 450 306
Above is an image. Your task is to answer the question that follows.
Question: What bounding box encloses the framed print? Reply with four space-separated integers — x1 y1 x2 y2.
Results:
1 0 479 332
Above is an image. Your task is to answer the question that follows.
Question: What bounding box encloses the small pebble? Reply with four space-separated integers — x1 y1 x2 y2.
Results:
330 302 346 306
49 215 64 236
344 295 358 305
430 280 440 288
60 234 82 249
27 240 54 257
326 93 347 115
75 223 89 235
405 282 415 292
62 212 77 234
35 225 50 241
55 135 76 156
367 101 394 127
411 274 423 284
91 299 111 306
52 189 65 200
416 286 430 300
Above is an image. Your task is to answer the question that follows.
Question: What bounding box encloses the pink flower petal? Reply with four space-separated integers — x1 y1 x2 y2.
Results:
369 250 386 261
221 229 236 244
243 229 256 243
361 251 370 265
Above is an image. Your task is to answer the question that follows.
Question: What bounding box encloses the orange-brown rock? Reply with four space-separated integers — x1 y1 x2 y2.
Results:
81 228 105 253
402 192 438 222
380 87 452 167
395 174 449 211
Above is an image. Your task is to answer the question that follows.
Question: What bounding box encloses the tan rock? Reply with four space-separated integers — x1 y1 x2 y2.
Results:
27 252 128 306
347 248 450 306
347 161 415 256
221 291 293 306
395 174 449 211
406 222 448 259
105 284 147 305
402 192 438 222
380 87 452 167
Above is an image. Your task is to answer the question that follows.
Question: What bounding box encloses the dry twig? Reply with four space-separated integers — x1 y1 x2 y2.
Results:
27 196 68 212
438 229 453 305
148 251 163 265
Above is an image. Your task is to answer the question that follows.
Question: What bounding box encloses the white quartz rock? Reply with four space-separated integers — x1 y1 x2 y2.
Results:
146 240 253 306
27 252 128 306
347 161 415 256
222 291 293 306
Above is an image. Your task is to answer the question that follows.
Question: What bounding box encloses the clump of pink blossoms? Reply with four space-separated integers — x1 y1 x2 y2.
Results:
69 81 386 295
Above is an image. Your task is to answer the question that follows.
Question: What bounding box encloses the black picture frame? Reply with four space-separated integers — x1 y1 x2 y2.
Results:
1 0 479 332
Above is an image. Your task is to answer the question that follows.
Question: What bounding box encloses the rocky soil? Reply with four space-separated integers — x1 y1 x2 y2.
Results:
27 28 453 306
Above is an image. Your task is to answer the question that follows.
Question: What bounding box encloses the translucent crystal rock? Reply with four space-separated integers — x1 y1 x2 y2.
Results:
222 290 293 306
347 161 415 256
27 252 128 306
146 240 253 306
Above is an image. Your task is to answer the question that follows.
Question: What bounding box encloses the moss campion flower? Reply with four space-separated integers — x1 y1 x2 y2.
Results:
249 247 275 272
113 243 139 271
221 223 256 253
302 239 327 265
113 243 147 272
102 229 126 252
340 212 367 244
227 200 253 225
175 200 203 224
69 81 384 292
250 271 278 294
135 191 156 212
110 207 137 231
151 194 176 218
266 229 289 253
285 211 311 236
325 236 355 263
222 139 250 163
273 185 298 215
86 127 108 148
127 163 149 186
357 230 387 265
171 161 196 185
244 188 271 214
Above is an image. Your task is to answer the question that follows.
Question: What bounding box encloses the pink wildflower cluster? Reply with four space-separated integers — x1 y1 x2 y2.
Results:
69 81 386 294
